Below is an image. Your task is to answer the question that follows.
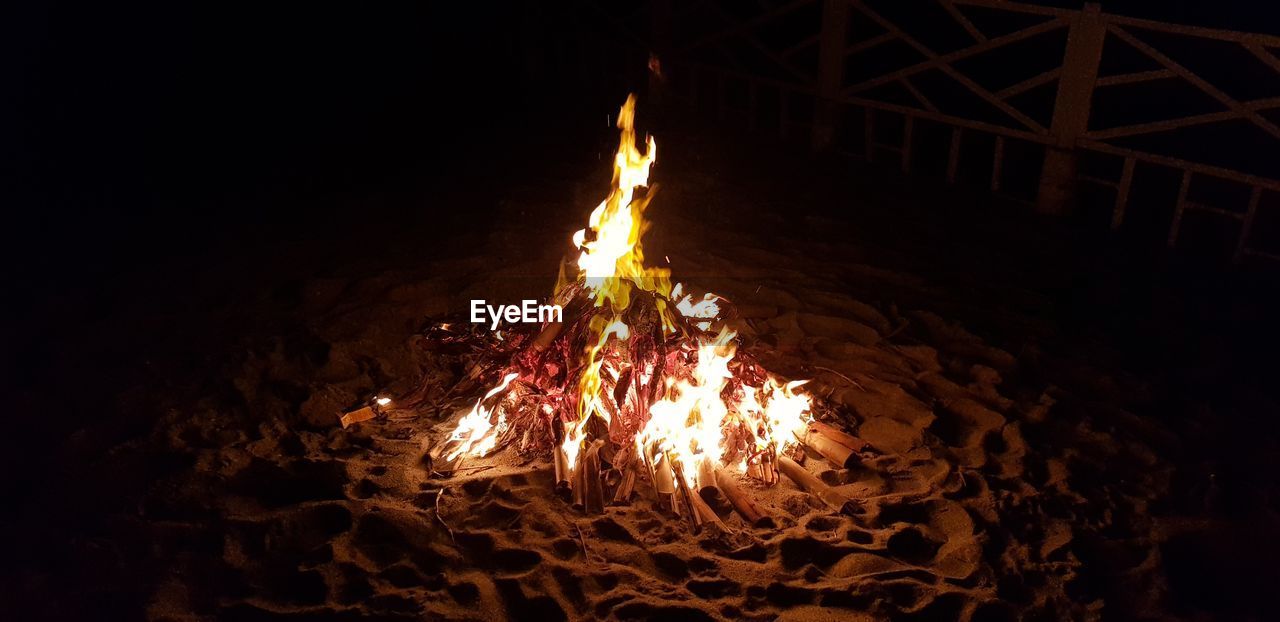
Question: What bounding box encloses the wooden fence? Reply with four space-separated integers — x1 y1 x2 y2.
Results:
604 0 1280 263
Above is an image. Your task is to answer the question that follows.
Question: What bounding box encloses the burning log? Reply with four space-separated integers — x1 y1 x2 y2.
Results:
777 456 860 516
714 469 771 527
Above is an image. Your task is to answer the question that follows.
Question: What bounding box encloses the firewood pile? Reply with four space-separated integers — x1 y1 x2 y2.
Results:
414 95 877 530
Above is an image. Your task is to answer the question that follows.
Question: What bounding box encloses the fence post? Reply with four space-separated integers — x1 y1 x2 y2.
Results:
1037 3 1105 215
812 0 849 150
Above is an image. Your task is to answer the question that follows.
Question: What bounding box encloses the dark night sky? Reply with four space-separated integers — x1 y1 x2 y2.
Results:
3 3 532 293
2 0 1277 295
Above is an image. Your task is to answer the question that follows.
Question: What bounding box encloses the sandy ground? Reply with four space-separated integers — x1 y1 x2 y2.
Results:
6 126 1275 621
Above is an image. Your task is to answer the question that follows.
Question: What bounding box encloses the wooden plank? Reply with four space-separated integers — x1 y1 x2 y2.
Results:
996 68 1061 100
680 0 818 52
1241 248 1280 262
1078 175 1118 188
946 127 963 183
1246 44 1280 74
1079 139 1280 192
845 32 896 55
1106 13 1280 49
902 115 915 173
1235 186 1264 262
843 16 1065 96
864 107 875 162
1184 204 1246 219
953 0 1074 17
991 135 1006 192
1112 156 1136 230
677 59 1054 144
847 1 1054 133
1109 24 1280 140
779 89 791 139
1087 100 1280 140
813 0 851 150
716 72 727 120
845 94 1051 143
782 34 821 59
900 77 939 112
1168 169 1193 247
701 1 816 84
940 0 987 42
1095 68 1176 87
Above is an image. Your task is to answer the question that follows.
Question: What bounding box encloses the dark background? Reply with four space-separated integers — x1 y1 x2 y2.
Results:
3 0 1279 523
5 0 1280 294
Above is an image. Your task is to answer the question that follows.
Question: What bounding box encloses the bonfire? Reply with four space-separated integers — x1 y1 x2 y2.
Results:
425 95 868 527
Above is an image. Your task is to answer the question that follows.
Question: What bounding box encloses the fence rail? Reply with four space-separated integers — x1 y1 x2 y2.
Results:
628 0 1280 263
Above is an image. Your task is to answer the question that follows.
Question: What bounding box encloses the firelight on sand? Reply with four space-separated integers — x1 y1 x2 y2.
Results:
441 95 814 496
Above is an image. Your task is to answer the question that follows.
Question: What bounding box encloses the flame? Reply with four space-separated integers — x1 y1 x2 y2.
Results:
443 95 815 491
637 327 737 488
636 328 814 489
672 282 723 331
559 95 677 471
565 95 673 310
741 378 813 454
445 372 519 461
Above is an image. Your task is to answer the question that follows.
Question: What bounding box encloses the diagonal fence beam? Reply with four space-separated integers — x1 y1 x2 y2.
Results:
1109 24 1280 141
679 0 816 54
1087 97 1280 140
698 0 816 84
997 67 1061 99
940 0 987 43
847 0 1052 133
842 16 1065 95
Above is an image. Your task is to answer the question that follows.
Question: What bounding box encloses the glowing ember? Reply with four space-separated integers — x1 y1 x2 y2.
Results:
445 372 518 461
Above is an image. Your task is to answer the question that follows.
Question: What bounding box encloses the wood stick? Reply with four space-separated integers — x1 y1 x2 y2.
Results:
777 456 860 515
761 452 779 486
715 469 772 527
572 456 587 510
612 468 637 504
530 320 564 351
653 451 679 516
553 445 571 498
583 441 606 514
803 430 859 469
809 421 871 452
688 486 725 529
696 456 722 504
429 440 466 475
669 455 702 530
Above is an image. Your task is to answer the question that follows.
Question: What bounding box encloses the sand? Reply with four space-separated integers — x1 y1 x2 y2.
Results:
7 133 1205 621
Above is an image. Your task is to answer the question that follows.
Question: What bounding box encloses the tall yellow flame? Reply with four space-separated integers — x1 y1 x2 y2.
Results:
561 95 674 466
